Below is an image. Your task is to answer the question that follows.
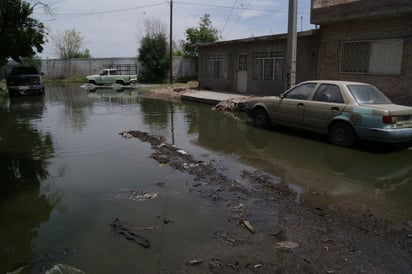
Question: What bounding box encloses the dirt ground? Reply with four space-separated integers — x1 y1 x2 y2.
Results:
119 127 412 274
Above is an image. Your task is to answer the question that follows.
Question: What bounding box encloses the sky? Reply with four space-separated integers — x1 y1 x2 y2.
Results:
32 0 315 59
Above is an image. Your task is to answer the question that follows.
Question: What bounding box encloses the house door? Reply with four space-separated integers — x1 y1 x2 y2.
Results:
236 53 248 93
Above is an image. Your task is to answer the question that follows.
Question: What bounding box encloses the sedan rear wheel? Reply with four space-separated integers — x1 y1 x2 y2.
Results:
252 108 271 129
328 122 357 147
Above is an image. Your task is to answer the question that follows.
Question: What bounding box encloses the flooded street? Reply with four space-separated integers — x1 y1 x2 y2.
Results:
1 84 412 273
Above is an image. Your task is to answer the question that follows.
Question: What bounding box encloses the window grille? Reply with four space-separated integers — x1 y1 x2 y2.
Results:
340 39 403 75
253 51 284 80
207 54 227 79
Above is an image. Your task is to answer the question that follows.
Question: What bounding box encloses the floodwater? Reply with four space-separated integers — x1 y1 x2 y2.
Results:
0 84 411 273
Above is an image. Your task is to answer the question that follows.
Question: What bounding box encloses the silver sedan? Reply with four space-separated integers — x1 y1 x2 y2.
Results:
244 80 412 147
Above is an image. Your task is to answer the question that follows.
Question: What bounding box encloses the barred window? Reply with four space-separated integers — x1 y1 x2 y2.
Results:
341 39 403 75
207 54 227 79
253 51 284 80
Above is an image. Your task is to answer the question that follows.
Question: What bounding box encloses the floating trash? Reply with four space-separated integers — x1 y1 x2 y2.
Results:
119 131 133 139
176 149 188 155
129 192 158 201
275 241 299 250
108 190 158 201
186 259 202 265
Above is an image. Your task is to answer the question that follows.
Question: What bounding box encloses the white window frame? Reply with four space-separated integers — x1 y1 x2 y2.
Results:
206 54 227 79
253 51 284 81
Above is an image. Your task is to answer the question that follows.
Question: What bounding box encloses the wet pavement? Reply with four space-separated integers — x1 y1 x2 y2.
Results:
1 84 412 273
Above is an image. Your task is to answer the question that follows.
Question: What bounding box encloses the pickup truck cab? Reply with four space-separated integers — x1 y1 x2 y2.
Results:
86 69 137 85
6 66 45 97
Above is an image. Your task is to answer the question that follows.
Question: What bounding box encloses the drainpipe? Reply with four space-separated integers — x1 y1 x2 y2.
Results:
286 0 297 89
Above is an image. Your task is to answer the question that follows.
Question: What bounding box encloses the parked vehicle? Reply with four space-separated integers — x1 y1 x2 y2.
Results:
6 66 45 97
244 80 412 147
86 69 137 85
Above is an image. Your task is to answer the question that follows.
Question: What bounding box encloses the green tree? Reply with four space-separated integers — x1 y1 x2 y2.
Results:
0 0 46 67
19 55 42 70
51 29 91 59
182 14 219 57
137 18 169 83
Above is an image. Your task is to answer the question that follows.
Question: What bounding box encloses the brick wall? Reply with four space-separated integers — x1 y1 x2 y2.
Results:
311 0 412 25
317 14 412 105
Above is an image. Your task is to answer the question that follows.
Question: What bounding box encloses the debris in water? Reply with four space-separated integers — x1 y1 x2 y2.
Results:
275 241 299 250
109 190 158 201
9 263 85 274
119 131 133 139
177 149 188 155
186 259 202 265
242 219 256 234
231 203 244 212
110 218 150 248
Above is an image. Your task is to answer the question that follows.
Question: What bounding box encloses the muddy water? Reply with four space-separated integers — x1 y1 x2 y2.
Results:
0 84 411 273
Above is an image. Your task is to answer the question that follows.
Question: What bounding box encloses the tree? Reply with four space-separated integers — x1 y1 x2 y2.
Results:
182 14 219 57
51 29 91 59
137 18 169 83
0 0 46 67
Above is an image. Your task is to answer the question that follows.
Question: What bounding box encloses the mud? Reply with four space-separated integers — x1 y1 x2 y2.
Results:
120 130 412 273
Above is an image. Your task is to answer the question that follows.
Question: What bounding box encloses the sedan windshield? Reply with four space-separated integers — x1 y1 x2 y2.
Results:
347 84 392 104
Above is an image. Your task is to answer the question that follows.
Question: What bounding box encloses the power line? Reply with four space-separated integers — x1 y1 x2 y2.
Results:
224 1 250 39
221 0 239 35
174 1 309 14
34 2 167 17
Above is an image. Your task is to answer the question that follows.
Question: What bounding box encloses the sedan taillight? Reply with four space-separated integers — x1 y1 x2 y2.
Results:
382 115 397 124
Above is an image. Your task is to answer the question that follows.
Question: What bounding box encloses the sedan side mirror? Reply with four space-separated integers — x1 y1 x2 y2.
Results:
279 93 285 98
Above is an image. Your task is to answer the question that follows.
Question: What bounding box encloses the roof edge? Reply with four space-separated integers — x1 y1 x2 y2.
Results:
195 29 319 48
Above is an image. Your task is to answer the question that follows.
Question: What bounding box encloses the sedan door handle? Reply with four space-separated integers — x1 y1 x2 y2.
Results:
297 103 304 108
331 107 340 111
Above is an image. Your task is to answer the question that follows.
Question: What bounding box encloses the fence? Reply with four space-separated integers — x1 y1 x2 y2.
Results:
40 56 197 81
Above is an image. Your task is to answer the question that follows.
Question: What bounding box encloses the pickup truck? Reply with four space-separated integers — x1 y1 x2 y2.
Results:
6 66 45 97
86 69 137 85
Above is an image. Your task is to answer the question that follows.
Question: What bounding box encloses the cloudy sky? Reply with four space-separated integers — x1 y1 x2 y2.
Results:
33 0 315 59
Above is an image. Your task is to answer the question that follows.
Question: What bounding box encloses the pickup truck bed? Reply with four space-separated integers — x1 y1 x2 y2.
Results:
6 66 45 97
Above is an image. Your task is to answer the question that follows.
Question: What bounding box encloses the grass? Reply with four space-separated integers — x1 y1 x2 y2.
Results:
43 77 87 84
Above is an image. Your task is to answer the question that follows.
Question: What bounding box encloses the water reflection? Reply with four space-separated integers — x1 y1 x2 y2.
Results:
191 104 412 220
1 84 412 272
0 96 54 272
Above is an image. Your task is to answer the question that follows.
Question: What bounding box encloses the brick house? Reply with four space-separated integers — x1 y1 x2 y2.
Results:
197 0 412 105
197 31 319 96
312 0 412 105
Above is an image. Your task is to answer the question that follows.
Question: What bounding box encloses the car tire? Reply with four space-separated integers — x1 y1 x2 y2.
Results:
252 108 271 129
88 80 97 85
115 80 125 85
328 122 357 147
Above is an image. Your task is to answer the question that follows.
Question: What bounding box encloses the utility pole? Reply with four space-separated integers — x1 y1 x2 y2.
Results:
169 0 173 84
286 0 297 89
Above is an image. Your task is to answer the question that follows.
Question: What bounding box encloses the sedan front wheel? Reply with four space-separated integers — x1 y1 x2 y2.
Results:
252 109 271 129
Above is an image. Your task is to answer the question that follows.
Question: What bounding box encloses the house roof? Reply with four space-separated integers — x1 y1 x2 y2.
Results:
195 30 318 48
